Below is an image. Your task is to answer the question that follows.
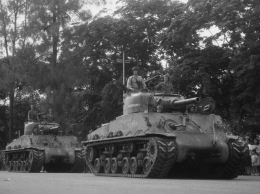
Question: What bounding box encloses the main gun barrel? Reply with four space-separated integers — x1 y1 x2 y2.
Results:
171 97 200 107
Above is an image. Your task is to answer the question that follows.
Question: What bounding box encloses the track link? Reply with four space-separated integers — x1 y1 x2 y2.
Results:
213 140 249 179
85 136 176 178
70 150 86 173
28 150 44 172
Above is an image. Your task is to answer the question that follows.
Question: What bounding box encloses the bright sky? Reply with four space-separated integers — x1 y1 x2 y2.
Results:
89 0 188 16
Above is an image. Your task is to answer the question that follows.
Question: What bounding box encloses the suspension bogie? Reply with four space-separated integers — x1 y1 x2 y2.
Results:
92 141 148 174
85 137 177 178
4 149 44 172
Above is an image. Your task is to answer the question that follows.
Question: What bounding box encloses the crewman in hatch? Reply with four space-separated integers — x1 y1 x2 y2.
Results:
127 66 147 92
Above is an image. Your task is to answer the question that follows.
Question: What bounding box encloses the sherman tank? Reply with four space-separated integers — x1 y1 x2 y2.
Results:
3 121 86 173
83 84 248 179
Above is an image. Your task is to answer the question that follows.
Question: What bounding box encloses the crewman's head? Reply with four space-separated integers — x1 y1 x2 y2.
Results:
132 66 139 75
188 105 195 113
163 74 170 82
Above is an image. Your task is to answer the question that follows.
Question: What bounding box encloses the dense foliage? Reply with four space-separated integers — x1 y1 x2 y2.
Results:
1 0 260 142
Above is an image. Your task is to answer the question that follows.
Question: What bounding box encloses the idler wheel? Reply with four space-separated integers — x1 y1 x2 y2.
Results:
143 156 152 175
86 147 97 163
94 158 103 173
111 157 120 174
104 158 111 174
130 157 142 175
122 157 130 175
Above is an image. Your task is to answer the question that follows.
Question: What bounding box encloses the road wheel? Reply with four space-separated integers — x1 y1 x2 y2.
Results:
17 160 21 171
24 161 27 171
104 158 111 174
10 161 14 171
14 161 18 171
143 156 152 175
94 158 103 173
122 157 130 175
20 161 24 171
130 157 142 174
4 155 10 171
111 157 120 174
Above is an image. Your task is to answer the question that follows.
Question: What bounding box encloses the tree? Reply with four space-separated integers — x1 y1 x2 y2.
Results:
162 0 260 135
21 0 94 129
64 0 178 129
0 0 31 141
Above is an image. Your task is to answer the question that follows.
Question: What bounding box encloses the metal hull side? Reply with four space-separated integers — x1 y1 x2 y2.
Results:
175 133 229 163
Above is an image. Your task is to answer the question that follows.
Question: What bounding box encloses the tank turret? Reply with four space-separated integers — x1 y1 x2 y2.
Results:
123 91 200 114
83 87 249 179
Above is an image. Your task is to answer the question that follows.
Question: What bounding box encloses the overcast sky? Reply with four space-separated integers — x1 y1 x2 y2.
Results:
89 0 188 16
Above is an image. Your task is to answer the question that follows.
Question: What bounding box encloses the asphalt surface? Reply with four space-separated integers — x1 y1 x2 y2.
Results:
0 172 260 194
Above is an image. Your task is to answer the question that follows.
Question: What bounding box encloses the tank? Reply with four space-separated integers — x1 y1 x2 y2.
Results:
3 121 86 173
82 89 249 179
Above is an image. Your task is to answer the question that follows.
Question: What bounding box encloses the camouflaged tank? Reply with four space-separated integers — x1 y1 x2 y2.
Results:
3 122 85 173
83 89 249 179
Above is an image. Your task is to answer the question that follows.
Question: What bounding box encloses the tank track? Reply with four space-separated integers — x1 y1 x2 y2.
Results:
212 140 249 179
70 150 86 173
85 136 176 178
4 149 44 173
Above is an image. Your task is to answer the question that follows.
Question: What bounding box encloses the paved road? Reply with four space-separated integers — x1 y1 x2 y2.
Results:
0 172 260 194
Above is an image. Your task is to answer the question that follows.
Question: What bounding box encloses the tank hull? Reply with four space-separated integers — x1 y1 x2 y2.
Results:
83 111 248 179
3 134 85 173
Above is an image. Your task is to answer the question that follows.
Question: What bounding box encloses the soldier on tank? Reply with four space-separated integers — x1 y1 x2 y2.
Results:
155 74 174 94
127 66 147 92
46 109 55 123
28 105 39 122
